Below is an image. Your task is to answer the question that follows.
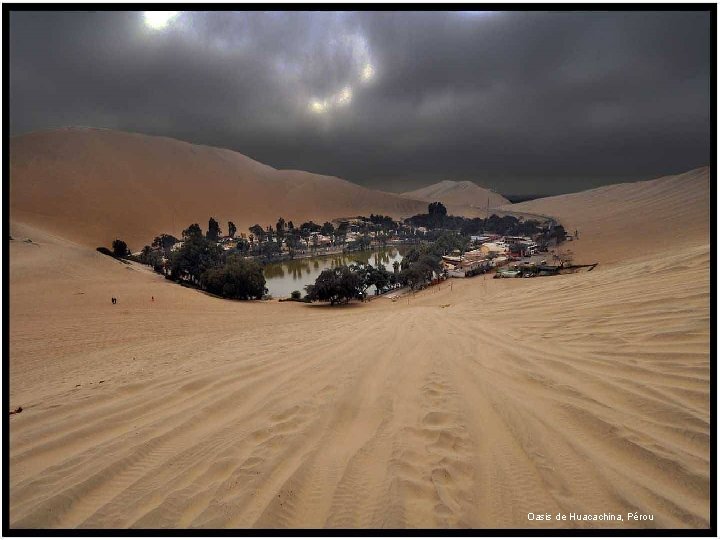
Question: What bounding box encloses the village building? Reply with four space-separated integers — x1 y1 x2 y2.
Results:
479 242 507 256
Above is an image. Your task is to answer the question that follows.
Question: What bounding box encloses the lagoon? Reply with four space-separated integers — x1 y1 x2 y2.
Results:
263 247 406 299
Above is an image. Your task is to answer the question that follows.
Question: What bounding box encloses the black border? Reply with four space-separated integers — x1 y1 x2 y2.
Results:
2 3 717 537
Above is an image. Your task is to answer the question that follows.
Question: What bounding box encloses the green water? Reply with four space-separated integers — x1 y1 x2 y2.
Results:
263 246 406 298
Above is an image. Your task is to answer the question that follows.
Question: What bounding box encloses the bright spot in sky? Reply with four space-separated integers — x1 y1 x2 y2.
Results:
306 32 375 115
336 87 353 106
361 63 375 83
308 86 353 114
309 99 329 114
144 11 179 30
141 12 374 117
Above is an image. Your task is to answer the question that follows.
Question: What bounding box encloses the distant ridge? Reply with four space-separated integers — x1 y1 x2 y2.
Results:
10 128 441 249
402 180 510 209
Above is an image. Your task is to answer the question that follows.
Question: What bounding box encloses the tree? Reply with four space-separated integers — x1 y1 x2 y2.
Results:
112 239 130 258
169 233 222 283
140 246 164 272
228 221 237 238
428 201 447 217
285 234 301 252
276 217 286 240
425 231 469 256
152 234 179 256
287 221 295 231
320 222 335 237
399 265 424 290
400 263 434 290
235 237 250 254
202 256 266 300
426 201 448 228
260 240 281 259
417 254 442 275
366 265 392 295
336 221 349 242
207 217 221 241
348 263 372 298
300 221 321 233
139 245 153 264
182 223 203 239
290 290 302 300
306 266 364 305
249 224 265 242
551 224 567 245
397 250 440 290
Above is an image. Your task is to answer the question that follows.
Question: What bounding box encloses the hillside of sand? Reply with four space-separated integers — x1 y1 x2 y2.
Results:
9 167 710 529
501 167 710 265
402 180 509 209
10 128 445 250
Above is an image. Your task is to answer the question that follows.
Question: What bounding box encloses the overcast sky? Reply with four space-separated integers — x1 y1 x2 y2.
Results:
9 10 711 195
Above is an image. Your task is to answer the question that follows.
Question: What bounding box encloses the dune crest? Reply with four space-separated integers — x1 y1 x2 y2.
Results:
10 128 436 249
402 179 510 209
504 167 710 265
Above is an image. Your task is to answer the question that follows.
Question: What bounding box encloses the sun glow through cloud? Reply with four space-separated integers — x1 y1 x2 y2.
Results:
144 11 179 30
306 32 375 115
361 63 375 83
308 86 354 114
140 12 375 117
309 99 328 114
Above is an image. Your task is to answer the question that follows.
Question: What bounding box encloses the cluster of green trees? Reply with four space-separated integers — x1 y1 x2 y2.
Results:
96 239 131 259
398 246 444 290
366 214 396 228
405 202 547 238
305 266 366 305
202 255 266 299
245 218 340 259
306 239 453 304
239 213 416 259
305 262 397 305
549 224 568 244
130 218 267 300
166 222 266 299
422 230 470 255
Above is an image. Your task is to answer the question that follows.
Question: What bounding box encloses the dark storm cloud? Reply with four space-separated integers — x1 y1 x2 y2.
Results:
9 10 711 195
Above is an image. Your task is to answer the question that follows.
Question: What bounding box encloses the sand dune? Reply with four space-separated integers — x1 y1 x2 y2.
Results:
502 167 710 265
402 180 509 209
10 128 437 250
8 166 710 529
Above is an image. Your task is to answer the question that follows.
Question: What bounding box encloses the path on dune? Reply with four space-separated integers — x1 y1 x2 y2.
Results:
9 240 710 529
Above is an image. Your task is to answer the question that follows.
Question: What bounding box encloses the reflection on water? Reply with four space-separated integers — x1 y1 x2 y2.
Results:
263 247 406 298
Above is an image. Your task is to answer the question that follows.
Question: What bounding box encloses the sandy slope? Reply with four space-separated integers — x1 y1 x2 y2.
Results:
8 167 710 529
10 128 438 250
502 167 710 265
402 180 509 209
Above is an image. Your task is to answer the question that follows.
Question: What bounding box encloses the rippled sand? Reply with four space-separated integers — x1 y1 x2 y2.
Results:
9 168 710 529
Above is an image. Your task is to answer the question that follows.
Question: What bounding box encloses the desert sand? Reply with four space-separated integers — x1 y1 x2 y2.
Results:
8 165 710 529
10 128 486 251
503 167 710 265
403 179 510 209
